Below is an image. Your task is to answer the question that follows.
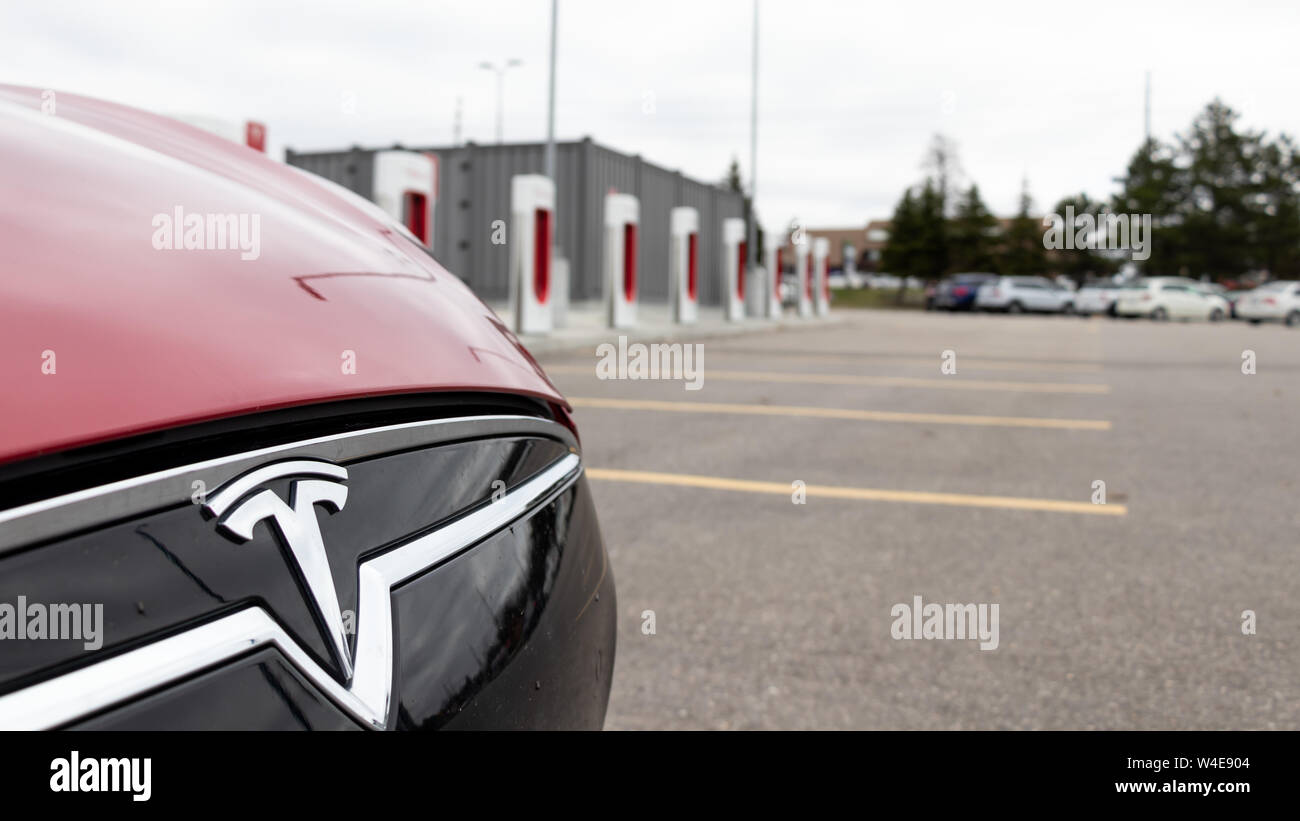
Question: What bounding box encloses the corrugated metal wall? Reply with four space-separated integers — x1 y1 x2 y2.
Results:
423 141 588 302
287 139 744 305
284 147 376 202
638 162 677 302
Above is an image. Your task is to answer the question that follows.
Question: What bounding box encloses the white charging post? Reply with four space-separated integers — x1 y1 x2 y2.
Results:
670 207 699 324
723 217 747 321
509 174 554 335
373 150 437 248
605 192 639 329
813 237 830 316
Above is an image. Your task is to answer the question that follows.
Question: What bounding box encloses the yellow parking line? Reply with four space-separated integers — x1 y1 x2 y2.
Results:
546 365 1110 394
707 350 1105 373
586 468 1127 516
569 396 1111 431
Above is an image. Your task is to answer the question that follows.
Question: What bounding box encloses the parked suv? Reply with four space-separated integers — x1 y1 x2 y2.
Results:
975 276 1074 314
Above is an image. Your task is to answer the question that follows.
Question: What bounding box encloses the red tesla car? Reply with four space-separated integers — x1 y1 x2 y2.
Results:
0 86 615 730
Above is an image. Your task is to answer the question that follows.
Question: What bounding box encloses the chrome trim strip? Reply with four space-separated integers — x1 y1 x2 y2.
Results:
0 452 583 730
0 414 576 555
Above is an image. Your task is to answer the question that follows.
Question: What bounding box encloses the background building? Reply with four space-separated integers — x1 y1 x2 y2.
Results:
801 220 892 271
287 138 745 305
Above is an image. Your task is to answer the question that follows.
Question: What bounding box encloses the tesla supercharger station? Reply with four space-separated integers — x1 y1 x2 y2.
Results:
795 241 813 317
669 207 699 324
765 238 782 319
813 237 830 317
373 150 438 249
168 114 267 153
722 218 747 322
509 174 554 335
605 192 639 329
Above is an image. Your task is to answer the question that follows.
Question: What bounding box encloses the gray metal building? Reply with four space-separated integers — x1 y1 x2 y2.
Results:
286 138 745 304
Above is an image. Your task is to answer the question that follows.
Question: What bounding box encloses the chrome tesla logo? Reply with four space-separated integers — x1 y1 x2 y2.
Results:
204 460 353 681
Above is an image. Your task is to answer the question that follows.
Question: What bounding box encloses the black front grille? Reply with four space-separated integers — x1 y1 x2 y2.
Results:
0 404 614 731
0 434 570 695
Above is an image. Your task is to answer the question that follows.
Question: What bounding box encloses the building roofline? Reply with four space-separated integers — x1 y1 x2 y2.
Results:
288 136 738 197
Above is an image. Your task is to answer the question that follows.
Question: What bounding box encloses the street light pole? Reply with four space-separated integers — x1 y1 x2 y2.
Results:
545 0 558 180
1143 70 1151 144
747 0 759 267
479 59 522 144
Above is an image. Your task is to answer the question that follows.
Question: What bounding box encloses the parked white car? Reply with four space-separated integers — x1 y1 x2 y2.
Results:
1114 277 1229 321
975 276 1074 313
1235 281 1300 326
1073 283 1121 316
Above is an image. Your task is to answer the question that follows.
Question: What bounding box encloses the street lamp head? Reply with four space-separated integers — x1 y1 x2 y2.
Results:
480 58 521 145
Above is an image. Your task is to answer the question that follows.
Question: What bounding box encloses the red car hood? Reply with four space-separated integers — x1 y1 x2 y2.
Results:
0 86 564 466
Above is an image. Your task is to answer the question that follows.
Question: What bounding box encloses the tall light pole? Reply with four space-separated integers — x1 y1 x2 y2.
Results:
545 0 558 180
747 0 759 267
1143 70 1151 143
480 58 522 144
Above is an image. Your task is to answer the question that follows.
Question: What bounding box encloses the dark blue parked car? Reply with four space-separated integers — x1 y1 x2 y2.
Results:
929 272 999 311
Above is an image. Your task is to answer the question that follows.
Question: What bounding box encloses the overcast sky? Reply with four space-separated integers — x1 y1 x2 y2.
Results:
6 0 1299 230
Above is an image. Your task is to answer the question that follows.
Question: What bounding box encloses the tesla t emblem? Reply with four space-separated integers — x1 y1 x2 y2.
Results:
203 460 353 681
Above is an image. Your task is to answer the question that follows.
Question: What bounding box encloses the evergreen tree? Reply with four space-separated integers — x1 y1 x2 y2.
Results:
877 101 1300 287
881 187 923 277
881 179 948 288
1111 99 1300 279
723 156 743 193
948 184 999 272
1252 134 1300 277
1111 138 1182 275
1175 99 1260 277
915 179 949 278
1001 180 1046 275
1050 192 1119 281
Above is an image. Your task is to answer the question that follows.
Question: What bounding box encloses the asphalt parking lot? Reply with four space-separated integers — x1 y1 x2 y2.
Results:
538 308 1300 730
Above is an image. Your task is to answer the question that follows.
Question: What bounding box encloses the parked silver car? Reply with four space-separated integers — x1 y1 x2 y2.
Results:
975 276 1075 314
1073 283 1121 316
1235 281 1300 326
1114 277 1229 321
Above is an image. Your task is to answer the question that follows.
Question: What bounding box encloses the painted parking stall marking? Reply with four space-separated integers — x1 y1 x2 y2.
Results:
569 396 1111 431
586 468 1128 516
548 364 1111 395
